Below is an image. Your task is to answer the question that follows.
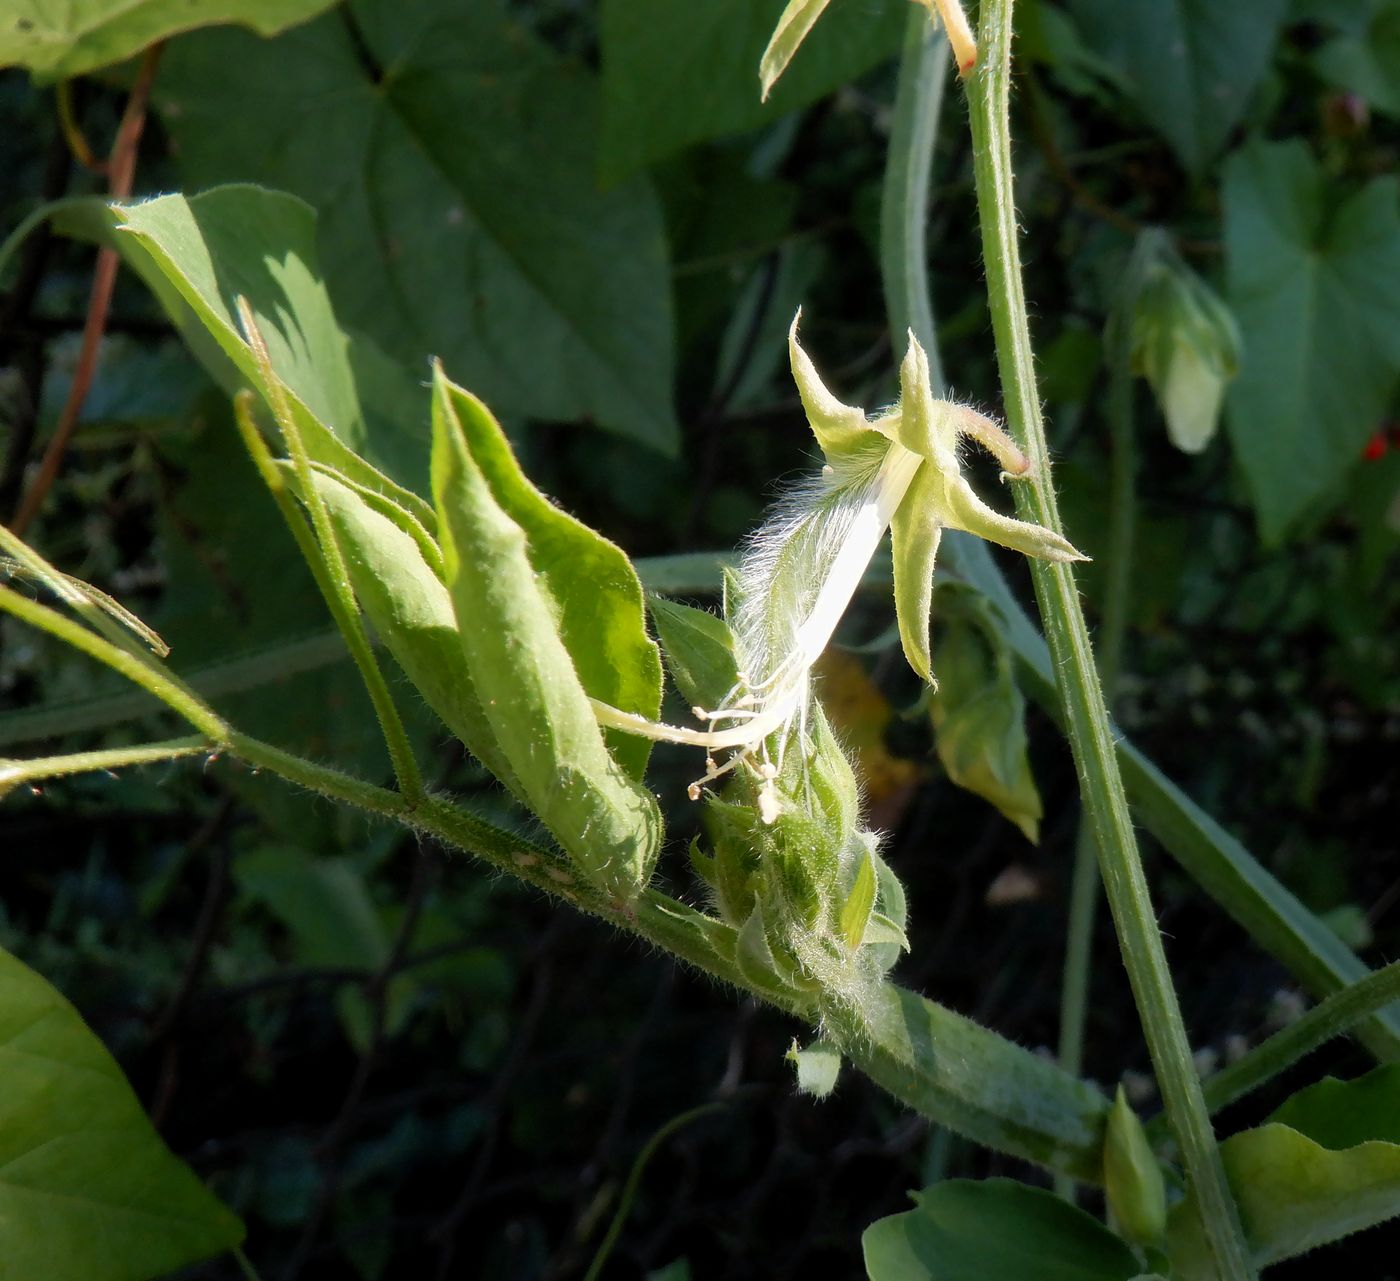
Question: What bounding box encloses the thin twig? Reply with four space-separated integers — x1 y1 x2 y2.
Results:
11 41 164 534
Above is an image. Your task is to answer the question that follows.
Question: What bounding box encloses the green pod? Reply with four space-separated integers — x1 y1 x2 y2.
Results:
431 366 662 902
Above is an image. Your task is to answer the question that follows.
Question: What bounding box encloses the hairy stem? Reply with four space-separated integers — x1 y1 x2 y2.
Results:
0 736 206 793
1056 312 1138 1197
965 3 1253 1274
0 583 229 744
232 321 424 807
1200 960 1400 1121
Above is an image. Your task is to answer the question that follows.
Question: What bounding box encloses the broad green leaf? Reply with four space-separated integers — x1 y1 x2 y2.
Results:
236 846 411 1050
599 0 908 181
1065 0 1288 173
431 369 662 902
1267 1063 1400 1148
1168 1120 1400 1273
301 465 523 796
53 186 433 510
928 601 1043 843
431 376 662 781
0 0 334 80
648 595 741 713
786 1037 841 1098
759 0 834 100
1315 0 1400 117
1223 141 1400 541
157 0 677 454
862 1179 1141 1281
0 946 244 1276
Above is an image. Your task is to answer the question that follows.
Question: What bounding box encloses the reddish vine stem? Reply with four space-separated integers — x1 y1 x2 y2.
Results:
11 41 164 535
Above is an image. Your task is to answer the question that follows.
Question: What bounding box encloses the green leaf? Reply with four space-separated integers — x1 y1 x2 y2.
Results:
928 600 1043 843
1065 0 1288 173
236 846 410 1050
1168 1121 1400 1274
54 186 433 510
157 0 677 454
431 367 663 902
1315 0 1400 117
429 376 663 781
759 0 834 100
648 595 741 713
599 0 908 181
862 1179 1141 1280
786 1036 842 1098
0 946 244 1276
300 464 522 794
1267 1063 1400 1148
1223 141 1400 541
0 0 334 80
838 845 877 950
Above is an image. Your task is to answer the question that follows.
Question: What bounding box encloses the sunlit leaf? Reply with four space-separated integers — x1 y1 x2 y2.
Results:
0 947 244 1277
432 368 663 901
0 0 334 80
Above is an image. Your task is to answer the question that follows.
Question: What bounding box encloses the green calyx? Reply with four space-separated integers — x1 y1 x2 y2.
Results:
788 311 1088 688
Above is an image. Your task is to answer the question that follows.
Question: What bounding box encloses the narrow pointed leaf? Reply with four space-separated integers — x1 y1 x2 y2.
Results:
838 846 878 949
890 465 943 684
759 0 834 100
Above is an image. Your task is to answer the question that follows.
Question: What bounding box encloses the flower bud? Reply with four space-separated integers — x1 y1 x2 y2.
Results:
1128 249 1241 455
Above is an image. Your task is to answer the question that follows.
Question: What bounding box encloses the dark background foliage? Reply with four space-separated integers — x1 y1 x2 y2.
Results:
1 1 1398 1277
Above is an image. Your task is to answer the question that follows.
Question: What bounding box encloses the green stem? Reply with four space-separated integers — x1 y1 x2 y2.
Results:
1200 960 1400 1121
0 562 1110 1175
0 627 351 749
0 583 230 744
582 1103 725 1281
881 6 950 379
0 735 207 792
1056 314 1138 1195
231 330 424 808
964 4 1253 1276
219 728 1110 1178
